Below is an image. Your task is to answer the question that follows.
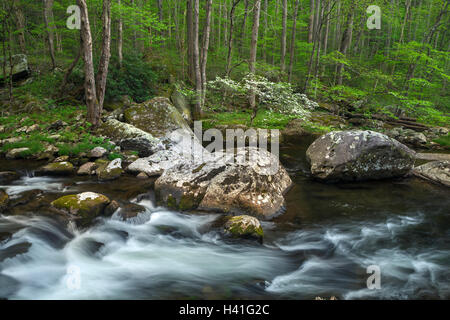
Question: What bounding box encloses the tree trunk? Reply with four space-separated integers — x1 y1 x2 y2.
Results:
249 0 261 113
226 0 242 76
239 0 250 55
308 0 315 43
288 0 300 82
280 0 287 73
77 0 99 126
186 0 195 83
336 6 354 85
201 0 213 101
95 0 112 118
43 0 56 70
13 0 26 53
262 0 268 62
192 0 203 119
118 0 123 68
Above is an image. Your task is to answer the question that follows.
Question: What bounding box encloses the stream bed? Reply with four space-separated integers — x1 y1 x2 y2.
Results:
0 140 449 300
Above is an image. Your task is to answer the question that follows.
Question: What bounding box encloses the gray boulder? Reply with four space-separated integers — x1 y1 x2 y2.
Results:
0 54 29 82
306 130 416 181
155 147 292 219
413 161 450 187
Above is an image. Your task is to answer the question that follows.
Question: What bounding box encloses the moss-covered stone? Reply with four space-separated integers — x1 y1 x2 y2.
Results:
51 192 111 221
0 190 9 212
37 161 75 175
97 158 123 181
224 215 264 241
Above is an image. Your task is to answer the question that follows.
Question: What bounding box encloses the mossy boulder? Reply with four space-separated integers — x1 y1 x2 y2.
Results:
0 190 9 212
51 192 111 222
306 130 416 182
155 147 292 219
97 158 123 181
224 215 264 241
123 97 190 138
5 147 30 159
36 161 75 176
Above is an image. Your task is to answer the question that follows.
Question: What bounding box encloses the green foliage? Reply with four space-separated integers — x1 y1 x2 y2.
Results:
105 54 158 103
433 134 450 147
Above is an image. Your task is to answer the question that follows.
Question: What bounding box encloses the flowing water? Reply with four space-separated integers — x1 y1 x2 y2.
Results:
0 140 449 300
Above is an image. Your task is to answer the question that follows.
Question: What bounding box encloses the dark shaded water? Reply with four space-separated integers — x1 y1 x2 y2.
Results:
0 139 449 299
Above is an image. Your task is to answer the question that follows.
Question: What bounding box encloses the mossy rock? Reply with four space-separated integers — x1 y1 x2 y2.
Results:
224 215 264 241
0 190 9 212
97 158 123 181
51 192 111 222
37 161 75 176
123 97 190 138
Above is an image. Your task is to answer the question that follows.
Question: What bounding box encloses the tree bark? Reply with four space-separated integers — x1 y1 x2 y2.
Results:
226 0 242 76
186 0 195 83
77 0 99 126
43 0 56 70
288 0 300 82
13 0 26 53
249 0 261 112
239 0 250 55
192 0 203 119
201 0 213 101
308 0 315 43
280 0 287 73
95 0 112 116
118 0 123 68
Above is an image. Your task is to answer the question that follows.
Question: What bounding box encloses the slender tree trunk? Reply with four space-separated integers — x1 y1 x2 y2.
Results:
262 0 268 62
200 0 213 102
249 0 261 114
43 0 56 70
280 0 287 74
288 0 300 82
95 0 112 119
77 0 99 126
226 0 242 76
308 0 315 43
399 0 411 44
186 0 195 83
192 0 203 119
239 0 250 55
118 0 123 68
13 0 26 53
336 6 354 85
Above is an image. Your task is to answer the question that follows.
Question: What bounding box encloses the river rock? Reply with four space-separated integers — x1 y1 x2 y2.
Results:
0 171 19 183
77 162 98 175
5 148 29 159
0 190 9 212
53 155 69 162
306 130 416 182
36 161 74 175
114 203 147 221
48 120 66 131
0 137 22 146
224 215 263 241
90 147 107 158
123 97 191 138
51 192 111 222
413 161 450 187
170 89 192 123
97 158 123 181
104 200 120 216
155 147 292 219
25 124 40 134
98 119 162 155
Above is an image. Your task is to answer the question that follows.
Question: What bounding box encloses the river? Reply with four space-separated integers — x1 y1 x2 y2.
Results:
0 139 449 300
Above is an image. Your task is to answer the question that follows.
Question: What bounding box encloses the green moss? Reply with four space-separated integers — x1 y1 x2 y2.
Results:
51 193 110 219
434 134 450 147
167 194 178 209
225 216 264 239
179 193 198 211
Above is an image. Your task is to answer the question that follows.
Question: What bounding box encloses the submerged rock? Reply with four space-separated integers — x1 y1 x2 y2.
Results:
413 161 450 187
155 147 292 219
306 130 416 182
97 158 123 181
0 190 9 212
115 203 147 221
0 171 19 183
36 161 74 176
51 192 111 222
224 215 263 241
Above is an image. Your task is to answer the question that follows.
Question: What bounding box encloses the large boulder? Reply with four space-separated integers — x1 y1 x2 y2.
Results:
413 161 450 187
97 119 163 156
155 147 292 219
306 130 416 182
0 54 29 83
123 97 191 138
51 192 111 222
36 161 75 176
